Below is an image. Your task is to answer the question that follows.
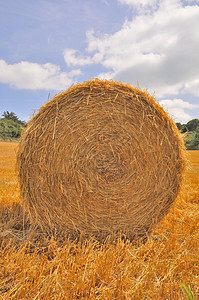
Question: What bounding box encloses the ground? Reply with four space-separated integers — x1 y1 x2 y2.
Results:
0 142 199 299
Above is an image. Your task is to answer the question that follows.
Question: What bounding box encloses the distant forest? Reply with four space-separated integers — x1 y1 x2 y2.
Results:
0 111 198 150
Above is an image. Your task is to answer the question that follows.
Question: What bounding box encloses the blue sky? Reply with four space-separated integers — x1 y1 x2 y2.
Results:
0 0 199 123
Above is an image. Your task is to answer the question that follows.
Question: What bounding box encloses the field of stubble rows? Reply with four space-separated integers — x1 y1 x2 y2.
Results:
0 142 198 299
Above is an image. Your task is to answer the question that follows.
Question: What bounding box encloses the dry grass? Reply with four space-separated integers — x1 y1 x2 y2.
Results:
0 142 199 299
0 142 20 207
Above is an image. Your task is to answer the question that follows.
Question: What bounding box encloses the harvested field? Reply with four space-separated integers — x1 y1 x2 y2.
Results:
0 142 199 299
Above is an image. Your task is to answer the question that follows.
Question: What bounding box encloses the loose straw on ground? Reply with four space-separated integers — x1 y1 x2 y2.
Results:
17 79 186 240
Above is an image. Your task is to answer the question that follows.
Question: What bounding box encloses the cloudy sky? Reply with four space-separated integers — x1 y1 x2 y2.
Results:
0 0 199 123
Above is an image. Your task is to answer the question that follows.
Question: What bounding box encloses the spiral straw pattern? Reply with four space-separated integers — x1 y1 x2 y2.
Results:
17 79 186 239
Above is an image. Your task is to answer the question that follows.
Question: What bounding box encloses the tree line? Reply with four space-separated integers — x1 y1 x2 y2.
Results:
176 119 199 150
0 111 198 149
0 111 26 140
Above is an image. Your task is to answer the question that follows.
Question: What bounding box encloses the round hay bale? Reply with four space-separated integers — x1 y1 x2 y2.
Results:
17 79 186 239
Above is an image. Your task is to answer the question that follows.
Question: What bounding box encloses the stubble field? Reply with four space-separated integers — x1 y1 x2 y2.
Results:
0 142 198 299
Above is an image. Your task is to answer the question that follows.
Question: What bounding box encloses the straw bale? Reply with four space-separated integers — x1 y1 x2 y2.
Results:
17 79 186 239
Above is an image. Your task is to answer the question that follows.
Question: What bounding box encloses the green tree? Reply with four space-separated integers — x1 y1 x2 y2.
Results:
186 119 199 132
0 112 26 140
176 122 182 130
2 111 25 125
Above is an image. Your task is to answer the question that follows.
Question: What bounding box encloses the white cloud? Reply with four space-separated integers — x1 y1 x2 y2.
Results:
97 2 199 97
0 60 81 90
183 78 199 96
119 0 154 5
159 98 199 121
64 48 93 67
118 0 181 10
118 0 159 12
64 0 199 100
